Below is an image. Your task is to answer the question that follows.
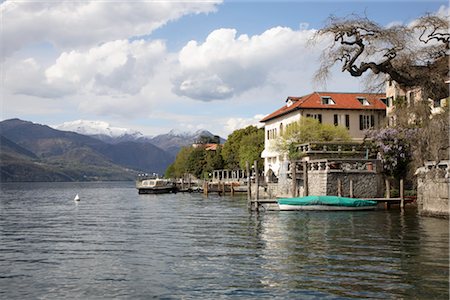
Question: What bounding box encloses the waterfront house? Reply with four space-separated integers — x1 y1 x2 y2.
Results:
385 77 448 126
260 92 387 179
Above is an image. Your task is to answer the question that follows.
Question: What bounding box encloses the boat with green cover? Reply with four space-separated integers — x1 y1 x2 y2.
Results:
278 195 377 211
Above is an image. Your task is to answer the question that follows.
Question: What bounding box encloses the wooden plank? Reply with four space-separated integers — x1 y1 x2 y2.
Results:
251 199 278 204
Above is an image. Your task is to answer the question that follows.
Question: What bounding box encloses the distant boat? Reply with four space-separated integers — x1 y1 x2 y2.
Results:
74 194 80 201
278 195 377 211
136 177 177 194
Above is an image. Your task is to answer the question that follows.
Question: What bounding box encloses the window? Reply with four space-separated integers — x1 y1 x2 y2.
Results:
359 115 375 130
357 97 370 106
381 98 388 106
306 113 322 123
333 114 349 129
267 128 278 140
321 96 335 105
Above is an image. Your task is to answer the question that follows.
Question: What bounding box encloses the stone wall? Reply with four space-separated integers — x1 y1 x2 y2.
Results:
417 169 449 218
308 171 384 198
262 181 293 198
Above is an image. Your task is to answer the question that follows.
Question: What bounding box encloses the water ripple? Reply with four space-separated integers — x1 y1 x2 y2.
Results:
0 182 448 299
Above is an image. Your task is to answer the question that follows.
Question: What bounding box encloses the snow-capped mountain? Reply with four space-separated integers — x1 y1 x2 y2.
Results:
52 120 144 143
149 129 225 156
51 119 225 154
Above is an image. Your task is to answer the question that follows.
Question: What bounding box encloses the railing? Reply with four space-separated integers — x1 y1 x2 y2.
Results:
307 158 379 173
296 141 370 157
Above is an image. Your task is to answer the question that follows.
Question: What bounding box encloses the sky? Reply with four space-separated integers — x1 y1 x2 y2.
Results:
1 0 448 138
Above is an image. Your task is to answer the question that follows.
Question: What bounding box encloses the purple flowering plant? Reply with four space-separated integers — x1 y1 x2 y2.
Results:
365 127 415 178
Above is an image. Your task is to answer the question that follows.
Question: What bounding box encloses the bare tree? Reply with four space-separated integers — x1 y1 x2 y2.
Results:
314 13 449 100
314 13 449 173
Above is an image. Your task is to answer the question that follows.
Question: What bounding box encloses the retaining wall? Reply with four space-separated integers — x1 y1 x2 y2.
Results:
308 171 384 198
417 170 449 218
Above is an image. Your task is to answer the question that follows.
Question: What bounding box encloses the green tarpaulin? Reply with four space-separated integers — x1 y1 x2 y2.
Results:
278 195 377 207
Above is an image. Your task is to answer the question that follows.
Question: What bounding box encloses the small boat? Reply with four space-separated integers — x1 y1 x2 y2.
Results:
278 195 377 211
136 177 177 194
74 194 80 201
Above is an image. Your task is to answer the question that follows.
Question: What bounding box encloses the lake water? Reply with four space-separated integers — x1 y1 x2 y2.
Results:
1 181 448 299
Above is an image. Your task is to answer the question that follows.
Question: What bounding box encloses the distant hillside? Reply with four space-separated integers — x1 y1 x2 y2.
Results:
0 135 37 159
0 118 174 182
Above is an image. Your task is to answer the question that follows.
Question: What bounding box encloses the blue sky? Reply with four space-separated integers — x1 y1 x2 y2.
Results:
1 1 447 137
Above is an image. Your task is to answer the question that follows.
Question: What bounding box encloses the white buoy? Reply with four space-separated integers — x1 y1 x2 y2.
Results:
74 194 80 202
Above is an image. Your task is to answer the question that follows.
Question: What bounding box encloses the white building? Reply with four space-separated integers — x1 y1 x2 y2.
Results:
260 91 387 179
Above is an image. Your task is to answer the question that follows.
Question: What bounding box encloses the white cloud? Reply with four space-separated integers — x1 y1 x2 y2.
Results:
436 5 450 17
45 39 167 96
1 1 221 56
225 114 265 133
3 58 76 98
172 26 319 101
4 39 170 99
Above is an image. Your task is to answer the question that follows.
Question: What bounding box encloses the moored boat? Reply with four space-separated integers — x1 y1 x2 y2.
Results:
278 195 377 211
136 176 177 194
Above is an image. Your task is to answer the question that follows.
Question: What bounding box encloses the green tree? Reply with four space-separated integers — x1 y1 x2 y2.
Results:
170 146 193 178
186 147 207 179
164 163 175 178
205 146 224 175
238 129 264 170
275 118 350 159
222 126 262 169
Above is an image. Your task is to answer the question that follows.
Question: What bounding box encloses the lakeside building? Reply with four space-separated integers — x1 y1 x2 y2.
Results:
260 91 387 179
385 78 448 126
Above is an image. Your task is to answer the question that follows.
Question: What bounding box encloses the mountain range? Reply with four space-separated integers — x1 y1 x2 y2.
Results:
0 118 225 182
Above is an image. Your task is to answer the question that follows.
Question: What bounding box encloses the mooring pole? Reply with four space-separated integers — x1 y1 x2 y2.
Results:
303 160 308 196
349 179 353 198
246 161 251 210
291 161 297 197
254 160 259 204
337 178 342 197
203 180 208 196
400 178 404 208
385 178 391 210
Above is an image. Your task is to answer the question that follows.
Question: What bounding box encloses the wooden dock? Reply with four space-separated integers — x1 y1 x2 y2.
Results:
202 181 247 196
249 196 416 212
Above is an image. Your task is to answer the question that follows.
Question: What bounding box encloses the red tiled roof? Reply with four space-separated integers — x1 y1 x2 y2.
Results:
205 144 219 151
260 92 386 122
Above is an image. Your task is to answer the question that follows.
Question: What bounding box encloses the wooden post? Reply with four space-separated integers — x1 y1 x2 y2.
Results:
349 179 353 198
231 184 234 197
246 161 252 210
337 178 342 197
385 178 390 210
291 161 297 197
303 160 308 196
400 178 404 208
203 181 208 196
254 160 259 202
222 181 225 195
385 178 390 198
181 177 185 190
